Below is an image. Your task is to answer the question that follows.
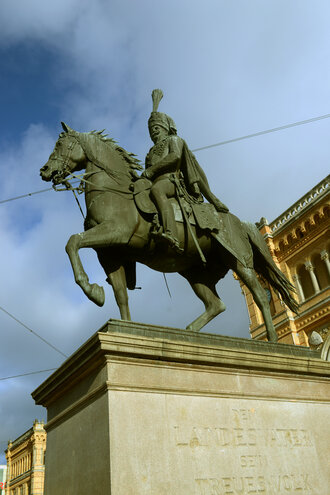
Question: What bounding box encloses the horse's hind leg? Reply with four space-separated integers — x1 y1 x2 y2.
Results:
180 268 226 332
108 268 131 320
235 262 278 343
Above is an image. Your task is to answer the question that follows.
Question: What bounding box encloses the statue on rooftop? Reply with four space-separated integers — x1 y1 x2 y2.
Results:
39 89 299 342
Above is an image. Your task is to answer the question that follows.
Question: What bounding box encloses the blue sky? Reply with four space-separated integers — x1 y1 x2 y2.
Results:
0 43 58 141
0 0 329 462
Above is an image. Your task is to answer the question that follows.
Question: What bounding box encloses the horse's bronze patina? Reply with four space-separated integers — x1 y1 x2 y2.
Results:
40 122 298 342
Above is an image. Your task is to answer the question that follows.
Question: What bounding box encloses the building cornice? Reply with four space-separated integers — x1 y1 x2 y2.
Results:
6 429 33 453
269 176 329 235
275 224 327 261
8 469 31 487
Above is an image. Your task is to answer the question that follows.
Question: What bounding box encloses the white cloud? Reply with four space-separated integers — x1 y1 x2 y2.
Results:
0 0 84 43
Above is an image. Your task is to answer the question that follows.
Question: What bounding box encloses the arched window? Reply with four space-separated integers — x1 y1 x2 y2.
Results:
313 252 329 290
297 264 314 299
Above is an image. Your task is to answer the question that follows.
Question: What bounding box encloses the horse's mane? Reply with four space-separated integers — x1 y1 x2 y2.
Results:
86 130 143 172
60 128 143 176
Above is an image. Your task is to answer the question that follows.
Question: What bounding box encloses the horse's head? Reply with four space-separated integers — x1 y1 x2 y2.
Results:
41 122 143 189
40 122 86 184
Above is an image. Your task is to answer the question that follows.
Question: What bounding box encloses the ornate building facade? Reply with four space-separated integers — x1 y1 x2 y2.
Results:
241 176 329 345
5 420 46 495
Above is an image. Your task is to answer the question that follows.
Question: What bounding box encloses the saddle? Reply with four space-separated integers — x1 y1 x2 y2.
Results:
132 178 219 230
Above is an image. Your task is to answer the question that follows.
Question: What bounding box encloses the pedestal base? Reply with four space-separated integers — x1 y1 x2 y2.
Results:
32 320 330 495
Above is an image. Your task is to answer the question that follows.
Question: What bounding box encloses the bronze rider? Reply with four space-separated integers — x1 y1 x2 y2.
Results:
141 89 228 252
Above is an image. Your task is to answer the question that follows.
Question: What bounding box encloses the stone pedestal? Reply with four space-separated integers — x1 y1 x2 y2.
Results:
32 320 330 495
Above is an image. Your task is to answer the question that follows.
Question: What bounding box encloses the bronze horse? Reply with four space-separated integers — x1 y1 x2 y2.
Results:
40 123 298 342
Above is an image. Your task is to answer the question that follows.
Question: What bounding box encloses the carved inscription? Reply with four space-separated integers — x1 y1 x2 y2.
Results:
173 425 313 448
195 474 312 494
173 407 316 494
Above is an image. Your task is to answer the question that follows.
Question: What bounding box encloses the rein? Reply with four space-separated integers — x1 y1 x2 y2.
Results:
54 171 133 198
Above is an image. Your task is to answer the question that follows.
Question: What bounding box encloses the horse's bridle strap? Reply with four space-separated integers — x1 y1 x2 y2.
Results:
53 133 134 199
72 172 134 198
56 171 134 199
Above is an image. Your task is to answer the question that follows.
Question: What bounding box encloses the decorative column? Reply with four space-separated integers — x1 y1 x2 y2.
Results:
30 422 46 495
320 250 330 277
292 274 304 302
304 261 320 293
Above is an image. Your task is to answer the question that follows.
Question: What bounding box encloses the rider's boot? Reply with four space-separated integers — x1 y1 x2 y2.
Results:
161 230 183 253
160 205 183 253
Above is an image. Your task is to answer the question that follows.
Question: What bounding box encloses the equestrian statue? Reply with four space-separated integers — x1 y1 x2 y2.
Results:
40 89 298 342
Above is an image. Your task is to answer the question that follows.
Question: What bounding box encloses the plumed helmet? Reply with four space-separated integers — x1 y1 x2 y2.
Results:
148 89 177 135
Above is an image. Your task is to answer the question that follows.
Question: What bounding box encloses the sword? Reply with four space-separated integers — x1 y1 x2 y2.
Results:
173 176 207 265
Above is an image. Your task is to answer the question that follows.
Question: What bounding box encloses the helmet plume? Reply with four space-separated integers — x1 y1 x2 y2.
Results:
151 89 163 112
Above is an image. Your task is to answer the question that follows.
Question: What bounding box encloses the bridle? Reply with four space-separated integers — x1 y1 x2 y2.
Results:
49 134 81 186
51 133 134 199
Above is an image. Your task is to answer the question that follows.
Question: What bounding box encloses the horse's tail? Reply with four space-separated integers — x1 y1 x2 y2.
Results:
244 221 299 314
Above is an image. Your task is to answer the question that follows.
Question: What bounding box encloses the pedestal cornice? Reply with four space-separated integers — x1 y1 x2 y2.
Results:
32 319 328 409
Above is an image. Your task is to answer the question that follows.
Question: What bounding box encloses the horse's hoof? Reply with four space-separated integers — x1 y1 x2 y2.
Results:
90 284 105 306
268 333 278 343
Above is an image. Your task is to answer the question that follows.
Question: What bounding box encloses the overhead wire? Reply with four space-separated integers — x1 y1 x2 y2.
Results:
0 306 68 358
0 368 57 381
0 181 81 205
0 187 53 205
192 112 330 152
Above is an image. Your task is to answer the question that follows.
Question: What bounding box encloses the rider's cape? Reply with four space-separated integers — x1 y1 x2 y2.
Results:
180 140 214 197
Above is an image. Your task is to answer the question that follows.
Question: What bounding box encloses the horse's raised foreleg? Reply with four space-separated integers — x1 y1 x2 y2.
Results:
65 222 132 307
65 232 106 306
235 262 278 343
180 268 226 332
